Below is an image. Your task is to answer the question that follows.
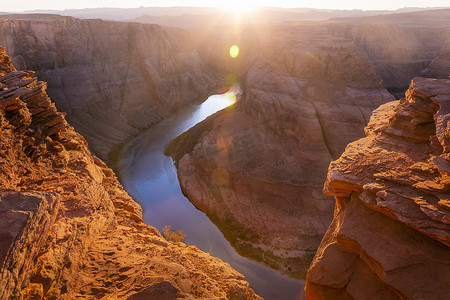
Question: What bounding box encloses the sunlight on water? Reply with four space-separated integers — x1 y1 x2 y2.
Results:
199 91 236 116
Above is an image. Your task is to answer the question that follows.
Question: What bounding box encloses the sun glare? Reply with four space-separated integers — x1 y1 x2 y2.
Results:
220 0 257 14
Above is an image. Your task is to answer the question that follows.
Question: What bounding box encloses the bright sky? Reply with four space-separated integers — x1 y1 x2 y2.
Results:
3 0 450 12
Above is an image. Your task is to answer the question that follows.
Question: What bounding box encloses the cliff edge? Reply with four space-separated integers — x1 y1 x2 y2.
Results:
0 47 260 299
305 77 450 299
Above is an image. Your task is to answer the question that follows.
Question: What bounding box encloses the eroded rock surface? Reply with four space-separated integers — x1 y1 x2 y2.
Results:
0 48 260 300
168 24 394 278
0 15 220 158
305 77 450 299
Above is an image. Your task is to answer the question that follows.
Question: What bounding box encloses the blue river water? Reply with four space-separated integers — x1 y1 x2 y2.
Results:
117 91 305 300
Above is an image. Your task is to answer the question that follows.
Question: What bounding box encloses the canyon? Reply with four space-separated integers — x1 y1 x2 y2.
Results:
166 23 394 277
0 47 260 299
0 9 448 159
0 14 220 159
0 7 449 299
166 10 450 278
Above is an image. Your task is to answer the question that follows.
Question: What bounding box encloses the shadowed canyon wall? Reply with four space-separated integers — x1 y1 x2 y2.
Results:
167 23 395 278
422 37 450 79
329 9 450 94
0 47 260 300
305 77 450 299
0 14 220 158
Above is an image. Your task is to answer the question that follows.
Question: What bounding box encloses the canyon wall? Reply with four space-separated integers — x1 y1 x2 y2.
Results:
0 15 220 158
305 77 450 299
0 48 260 300
421 37 450 79
2 10 447 289
329 9 450 93
167 23 394 278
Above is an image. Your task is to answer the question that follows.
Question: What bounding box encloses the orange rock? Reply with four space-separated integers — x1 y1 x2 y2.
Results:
306 78 450 299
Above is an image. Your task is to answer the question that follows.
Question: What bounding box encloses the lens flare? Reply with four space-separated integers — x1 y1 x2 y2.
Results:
229 45 240 58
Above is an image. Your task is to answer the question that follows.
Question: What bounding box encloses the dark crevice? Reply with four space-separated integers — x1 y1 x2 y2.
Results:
312 102 338 160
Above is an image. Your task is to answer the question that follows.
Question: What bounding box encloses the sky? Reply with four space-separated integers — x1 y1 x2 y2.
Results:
3 0 450 12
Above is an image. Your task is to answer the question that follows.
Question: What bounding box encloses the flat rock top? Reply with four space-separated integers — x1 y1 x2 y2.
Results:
332 8 450 26
0 14 68 21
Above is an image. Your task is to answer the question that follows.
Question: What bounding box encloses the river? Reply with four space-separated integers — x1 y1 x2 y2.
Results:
117 91 305 300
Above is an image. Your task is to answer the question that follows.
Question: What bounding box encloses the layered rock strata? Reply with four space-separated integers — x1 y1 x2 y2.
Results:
329 9 450 92
167 24 394 278
305 77 450 299
0 48 260 299
421 38 450 79
0 15 220 158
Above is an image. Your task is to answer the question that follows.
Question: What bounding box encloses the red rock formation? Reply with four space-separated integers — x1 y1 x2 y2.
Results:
167 23 394 278
0 15 220 158
0 47 260 299
305 77 450 299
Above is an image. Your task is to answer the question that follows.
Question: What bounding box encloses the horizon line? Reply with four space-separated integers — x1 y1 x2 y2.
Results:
2 5 448 14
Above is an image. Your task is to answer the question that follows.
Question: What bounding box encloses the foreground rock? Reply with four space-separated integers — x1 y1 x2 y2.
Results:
305 77 450 299
0 15 220 158
167 23 394 278
0 48 260 299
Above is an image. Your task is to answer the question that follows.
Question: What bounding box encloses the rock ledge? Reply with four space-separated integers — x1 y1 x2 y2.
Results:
305 77 450 299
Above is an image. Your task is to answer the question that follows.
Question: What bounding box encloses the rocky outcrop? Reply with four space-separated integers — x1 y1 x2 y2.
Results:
329 9 450 93
167 23 394 278
305 77 450 299
0 47 260 299
0 15 220 158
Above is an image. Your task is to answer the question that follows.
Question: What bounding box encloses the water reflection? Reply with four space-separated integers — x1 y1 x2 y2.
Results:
118 90 304 300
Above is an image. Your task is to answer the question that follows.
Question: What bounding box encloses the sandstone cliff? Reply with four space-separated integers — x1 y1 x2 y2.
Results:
167 23 394 278
0 47 260 300
0 15 220 158
305 77 450 299
329 9 450 94
421 38 450 79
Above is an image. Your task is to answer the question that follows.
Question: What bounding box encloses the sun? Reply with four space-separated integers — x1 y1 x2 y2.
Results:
220 0 257 14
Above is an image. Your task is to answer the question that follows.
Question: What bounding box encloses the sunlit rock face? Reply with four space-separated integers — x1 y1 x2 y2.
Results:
305 77 450 299
0 15 220 158
168 23 394 278
328 9 450 93
0 47 260 300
